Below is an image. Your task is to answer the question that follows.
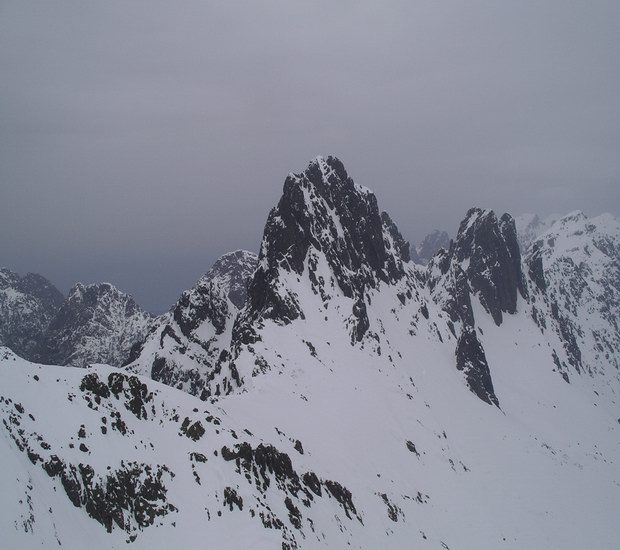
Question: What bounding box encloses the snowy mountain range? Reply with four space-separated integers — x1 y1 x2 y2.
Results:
41 282 152 368
0 276 151 368
1 156 619 549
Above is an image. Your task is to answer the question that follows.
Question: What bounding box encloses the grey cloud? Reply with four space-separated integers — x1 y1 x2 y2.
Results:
1 0 618 311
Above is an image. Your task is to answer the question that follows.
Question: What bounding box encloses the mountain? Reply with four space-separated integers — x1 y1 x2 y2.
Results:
410 229 451 265
0 268 64 362
1 157 619 549
41 282 151 368
0 270 152 369
524 211 620 387
126 250 257 398
514 212 559 252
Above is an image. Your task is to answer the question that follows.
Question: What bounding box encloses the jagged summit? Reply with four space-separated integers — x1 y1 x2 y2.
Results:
174 250 257 338
127 249 258 399
451 207 526 326
42 282 151 368
247 155 410 325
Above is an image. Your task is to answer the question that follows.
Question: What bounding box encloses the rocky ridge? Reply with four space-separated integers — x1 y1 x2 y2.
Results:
42 283 151 368
126 250 257 399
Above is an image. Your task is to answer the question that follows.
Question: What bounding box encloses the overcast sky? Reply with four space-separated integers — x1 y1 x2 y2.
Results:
1 1 618 312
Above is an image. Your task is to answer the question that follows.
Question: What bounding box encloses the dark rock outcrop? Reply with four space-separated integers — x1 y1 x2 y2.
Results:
455 327 499 407
243 156 410 326
173 250 256 338
451 209 527 326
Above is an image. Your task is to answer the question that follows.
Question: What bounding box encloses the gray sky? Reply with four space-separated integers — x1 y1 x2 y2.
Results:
1 1 618 312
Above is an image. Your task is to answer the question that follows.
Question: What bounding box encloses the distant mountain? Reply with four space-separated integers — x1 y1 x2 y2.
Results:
0 268 64 361
514 212 559 252
2 157 619 549
41 282 152 368
410 229 450 265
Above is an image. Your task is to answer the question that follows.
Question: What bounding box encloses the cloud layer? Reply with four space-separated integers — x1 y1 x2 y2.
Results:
1 1 618 311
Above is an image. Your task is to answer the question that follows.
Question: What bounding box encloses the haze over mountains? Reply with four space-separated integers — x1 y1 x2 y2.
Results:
1 157 619 549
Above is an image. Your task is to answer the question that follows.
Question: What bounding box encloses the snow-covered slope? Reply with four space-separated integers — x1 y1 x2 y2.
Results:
42 283 151 368
2 157 620 549
525 211 620 391
0 268 64 362
127 250 257 398
0 348 366 550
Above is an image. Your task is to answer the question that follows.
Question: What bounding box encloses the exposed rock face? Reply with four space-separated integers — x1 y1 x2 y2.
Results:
428 208 527 328
126 250 257 399
234 156 411 343
455 327 499 407
0 268 64 361
245 156 410 324
42 283 151 368
426 208 527 403
451 208 527 326
411 230 450 265
174 250 257 338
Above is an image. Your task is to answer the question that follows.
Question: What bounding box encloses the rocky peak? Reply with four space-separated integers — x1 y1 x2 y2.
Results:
43 282 151 368
247 156 410 324
173 250 257 338
127 250 258 400
451 208 526 326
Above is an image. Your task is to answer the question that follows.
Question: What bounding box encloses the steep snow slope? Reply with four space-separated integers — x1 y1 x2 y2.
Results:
42 283 151 368
127 250 257 398
0 268 64 361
